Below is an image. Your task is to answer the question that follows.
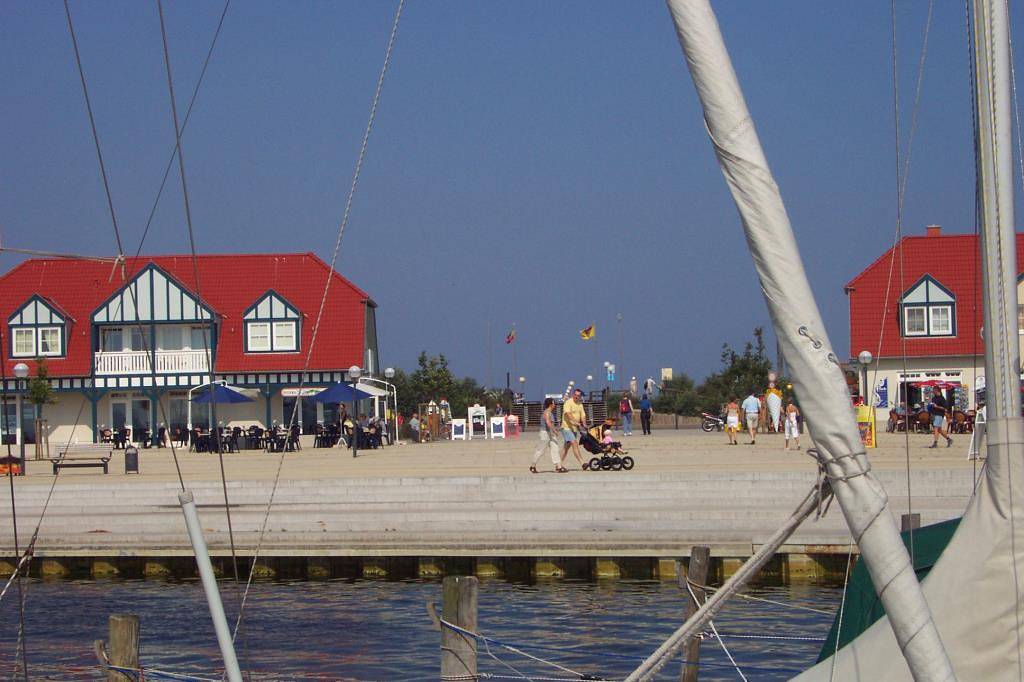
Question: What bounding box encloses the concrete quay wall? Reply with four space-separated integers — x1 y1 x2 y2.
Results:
1 430 977 583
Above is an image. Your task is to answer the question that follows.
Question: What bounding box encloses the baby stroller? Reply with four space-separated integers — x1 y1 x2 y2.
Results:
580 425 634 471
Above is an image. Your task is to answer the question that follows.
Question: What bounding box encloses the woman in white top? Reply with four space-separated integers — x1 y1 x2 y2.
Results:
784 400 801 450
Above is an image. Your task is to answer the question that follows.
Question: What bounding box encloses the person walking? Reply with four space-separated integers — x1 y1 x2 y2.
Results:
619 392 635 436
724 397 740 445
784 399 801 450
928 391 953 448
741 391 760 445
639 393 653 435
531 398 567 473
409 412 420 444
561 388 589 469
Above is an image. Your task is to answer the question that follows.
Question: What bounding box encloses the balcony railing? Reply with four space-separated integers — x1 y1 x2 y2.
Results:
94 350 210 376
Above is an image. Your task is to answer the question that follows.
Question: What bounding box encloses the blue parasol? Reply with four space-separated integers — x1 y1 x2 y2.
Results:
191 384 255 404
310 382 375 403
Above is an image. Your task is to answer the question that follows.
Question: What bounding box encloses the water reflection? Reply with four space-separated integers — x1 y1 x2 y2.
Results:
0 578 840 680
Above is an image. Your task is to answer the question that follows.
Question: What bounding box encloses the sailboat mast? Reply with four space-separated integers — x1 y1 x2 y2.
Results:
973 0 1021 423
662 0 954 679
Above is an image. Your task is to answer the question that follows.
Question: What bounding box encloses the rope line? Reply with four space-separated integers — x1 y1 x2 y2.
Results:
234 0 405 640
682 576 746 681
155 0 244 599
999 1 1024 671
137 0 231 254
440 617 590 680
684 581 833 616
0 326 29 682
62 0 126 257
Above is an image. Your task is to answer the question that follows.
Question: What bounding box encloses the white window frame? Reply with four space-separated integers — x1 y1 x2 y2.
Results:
904 306 927 336
38 327 62 356
12 328 35 357
272 321 297 352
929 305 953 336
247 322 271 352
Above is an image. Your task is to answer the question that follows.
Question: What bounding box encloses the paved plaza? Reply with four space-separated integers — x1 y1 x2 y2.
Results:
2 428 980 559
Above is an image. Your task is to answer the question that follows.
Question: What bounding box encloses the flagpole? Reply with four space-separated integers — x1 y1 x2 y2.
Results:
487 319 492 390
511 323 517 393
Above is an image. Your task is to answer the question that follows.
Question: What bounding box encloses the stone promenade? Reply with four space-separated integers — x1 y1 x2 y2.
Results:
1 429 978 570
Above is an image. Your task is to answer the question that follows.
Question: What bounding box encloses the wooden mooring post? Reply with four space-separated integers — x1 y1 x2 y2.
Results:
441 576 478 681
103 613 139 682
680 546 710 682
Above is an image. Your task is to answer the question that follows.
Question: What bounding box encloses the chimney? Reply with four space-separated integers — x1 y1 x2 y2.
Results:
926 224 942 237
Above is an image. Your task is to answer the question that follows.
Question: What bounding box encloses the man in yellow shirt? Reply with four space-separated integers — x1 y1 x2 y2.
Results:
561 388 588 469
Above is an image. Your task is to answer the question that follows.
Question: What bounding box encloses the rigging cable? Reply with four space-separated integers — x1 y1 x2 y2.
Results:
155 0 242 599
136 0 232 254
63 0 126 258
681 578 747 682
966 0 983 489
232 0 406 642
0 326 30 682
884 0 937 567
978 0 1024 670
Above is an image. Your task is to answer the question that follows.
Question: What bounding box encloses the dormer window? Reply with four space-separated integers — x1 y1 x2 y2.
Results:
243 291 300 353
9 296 67 358
901 275 956 338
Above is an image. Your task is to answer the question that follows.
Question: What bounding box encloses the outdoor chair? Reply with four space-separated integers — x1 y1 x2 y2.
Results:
915 412 931 433
157 426 167 448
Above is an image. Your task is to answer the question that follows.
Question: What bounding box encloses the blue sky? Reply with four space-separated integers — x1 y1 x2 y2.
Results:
2 2 1021 398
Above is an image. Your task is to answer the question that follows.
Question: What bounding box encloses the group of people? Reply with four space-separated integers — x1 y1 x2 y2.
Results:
723 391 802 450
530 387 597 472
616 392 654 436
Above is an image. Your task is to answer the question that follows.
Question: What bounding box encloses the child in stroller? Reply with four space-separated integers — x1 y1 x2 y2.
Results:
579 420 634 471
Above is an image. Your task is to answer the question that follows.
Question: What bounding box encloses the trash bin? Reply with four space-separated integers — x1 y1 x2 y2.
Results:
124 445 139 474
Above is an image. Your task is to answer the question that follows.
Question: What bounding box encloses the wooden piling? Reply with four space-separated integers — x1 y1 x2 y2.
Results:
680 546 710 682
441 576 478 681
106 614 139 682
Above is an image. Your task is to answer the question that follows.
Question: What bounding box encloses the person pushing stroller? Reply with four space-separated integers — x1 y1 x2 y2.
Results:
561 388 590 470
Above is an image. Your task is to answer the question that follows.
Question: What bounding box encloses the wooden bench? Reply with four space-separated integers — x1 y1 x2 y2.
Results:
50 443 112 474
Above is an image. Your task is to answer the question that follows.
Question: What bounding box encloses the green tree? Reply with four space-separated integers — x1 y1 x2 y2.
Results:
694 327 776 413
652 373 698 415
395 352 487 418
27 357 57 416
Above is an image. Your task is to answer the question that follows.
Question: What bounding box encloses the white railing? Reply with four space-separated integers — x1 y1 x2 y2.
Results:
94 350 210 375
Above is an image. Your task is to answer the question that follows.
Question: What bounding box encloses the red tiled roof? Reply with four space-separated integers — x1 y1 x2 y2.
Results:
0 253 371 377
846 232 1024 359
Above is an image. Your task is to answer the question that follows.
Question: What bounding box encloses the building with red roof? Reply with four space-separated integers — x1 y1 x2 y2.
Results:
846 224 1024 422
0 253 380 448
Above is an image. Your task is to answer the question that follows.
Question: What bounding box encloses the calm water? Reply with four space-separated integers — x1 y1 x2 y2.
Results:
0 578 841 680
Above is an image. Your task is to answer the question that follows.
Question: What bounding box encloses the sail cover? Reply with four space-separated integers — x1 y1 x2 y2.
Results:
798 0 1024 675
663 0 954 678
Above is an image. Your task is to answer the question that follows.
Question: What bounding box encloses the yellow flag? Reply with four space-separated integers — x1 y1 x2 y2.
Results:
580 324 595 341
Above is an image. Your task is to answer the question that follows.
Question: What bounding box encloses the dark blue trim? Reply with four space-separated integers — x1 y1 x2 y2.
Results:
900 274 957 338
90 263 216 324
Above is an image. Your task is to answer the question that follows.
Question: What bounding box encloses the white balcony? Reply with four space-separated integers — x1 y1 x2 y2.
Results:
94 350 210 376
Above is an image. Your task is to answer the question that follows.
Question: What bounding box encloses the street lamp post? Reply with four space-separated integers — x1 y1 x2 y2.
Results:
586 374 593 399
384 367 397 444
348 365 362 458
858 350 873 406
12 364 28 471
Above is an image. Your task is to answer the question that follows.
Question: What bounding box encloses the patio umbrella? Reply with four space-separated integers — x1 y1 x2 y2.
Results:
911 380 962 390
191 384 255 404
310 382 374 403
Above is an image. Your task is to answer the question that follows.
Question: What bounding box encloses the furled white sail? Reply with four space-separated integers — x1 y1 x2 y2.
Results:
799 0 1024 678
663 0 954 679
